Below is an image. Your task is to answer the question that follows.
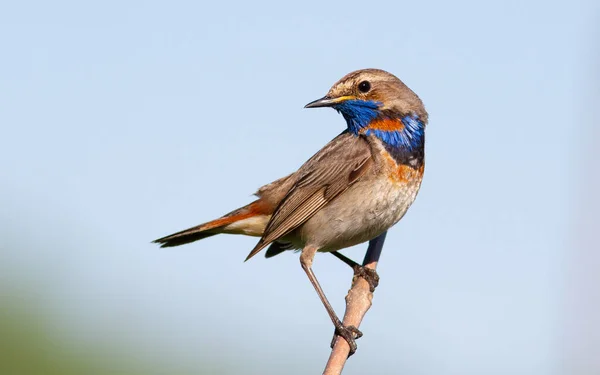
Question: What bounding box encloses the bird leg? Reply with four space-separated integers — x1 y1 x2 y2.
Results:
330 251 380 293
300 246 363 355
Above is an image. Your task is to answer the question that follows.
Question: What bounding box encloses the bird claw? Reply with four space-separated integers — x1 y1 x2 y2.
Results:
330 324 363 356
352 265 380 292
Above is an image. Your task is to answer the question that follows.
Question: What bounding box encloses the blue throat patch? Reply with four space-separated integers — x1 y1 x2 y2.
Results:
364 116 424 151
334 99 381 133
334 99 425 152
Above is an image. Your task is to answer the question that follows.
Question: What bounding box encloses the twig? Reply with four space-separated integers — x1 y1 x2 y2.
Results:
323 231 387 375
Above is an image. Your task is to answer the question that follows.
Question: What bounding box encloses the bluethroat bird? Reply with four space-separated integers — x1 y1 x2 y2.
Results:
154 69 427 354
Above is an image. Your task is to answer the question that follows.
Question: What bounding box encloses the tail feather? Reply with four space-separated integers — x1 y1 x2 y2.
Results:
153 229 219 248
153 200 270 248
265 241 294 258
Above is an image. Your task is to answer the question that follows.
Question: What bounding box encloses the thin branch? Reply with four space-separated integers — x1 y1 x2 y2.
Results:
323 231 387 375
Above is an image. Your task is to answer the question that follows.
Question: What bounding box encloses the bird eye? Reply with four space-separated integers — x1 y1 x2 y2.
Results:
358 81 371 93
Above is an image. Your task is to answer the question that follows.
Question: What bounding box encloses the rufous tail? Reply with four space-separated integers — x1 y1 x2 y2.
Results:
153 200 270 248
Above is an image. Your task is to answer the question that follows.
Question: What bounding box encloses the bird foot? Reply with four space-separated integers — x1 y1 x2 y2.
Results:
330 324 363 356
352 265 380 292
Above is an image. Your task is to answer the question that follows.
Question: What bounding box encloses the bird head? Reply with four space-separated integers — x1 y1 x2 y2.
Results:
305 69 427 135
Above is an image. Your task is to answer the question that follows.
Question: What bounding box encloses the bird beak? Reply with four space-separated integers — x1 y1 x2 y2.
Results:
304 95 355 108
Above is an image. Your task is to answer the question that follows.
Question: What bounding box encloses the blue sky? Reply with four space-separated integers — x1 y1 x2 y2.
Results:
0 1 598 374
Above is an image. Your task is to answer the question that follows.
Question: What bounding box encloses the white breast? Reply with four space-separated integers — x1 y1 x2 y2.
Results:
294 173 422 252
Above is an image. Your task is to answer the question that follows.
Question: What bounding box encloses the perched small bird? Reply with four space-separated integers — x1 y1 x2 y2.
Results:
154 69 427 353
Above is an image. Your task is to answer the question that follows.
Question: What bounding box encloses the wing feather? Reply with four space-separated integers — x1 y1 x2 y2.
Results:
245 133 373 260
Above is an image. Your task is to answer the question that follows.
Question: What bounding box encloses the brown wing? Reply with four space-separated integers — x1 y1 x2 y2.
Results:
245 132 373 260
